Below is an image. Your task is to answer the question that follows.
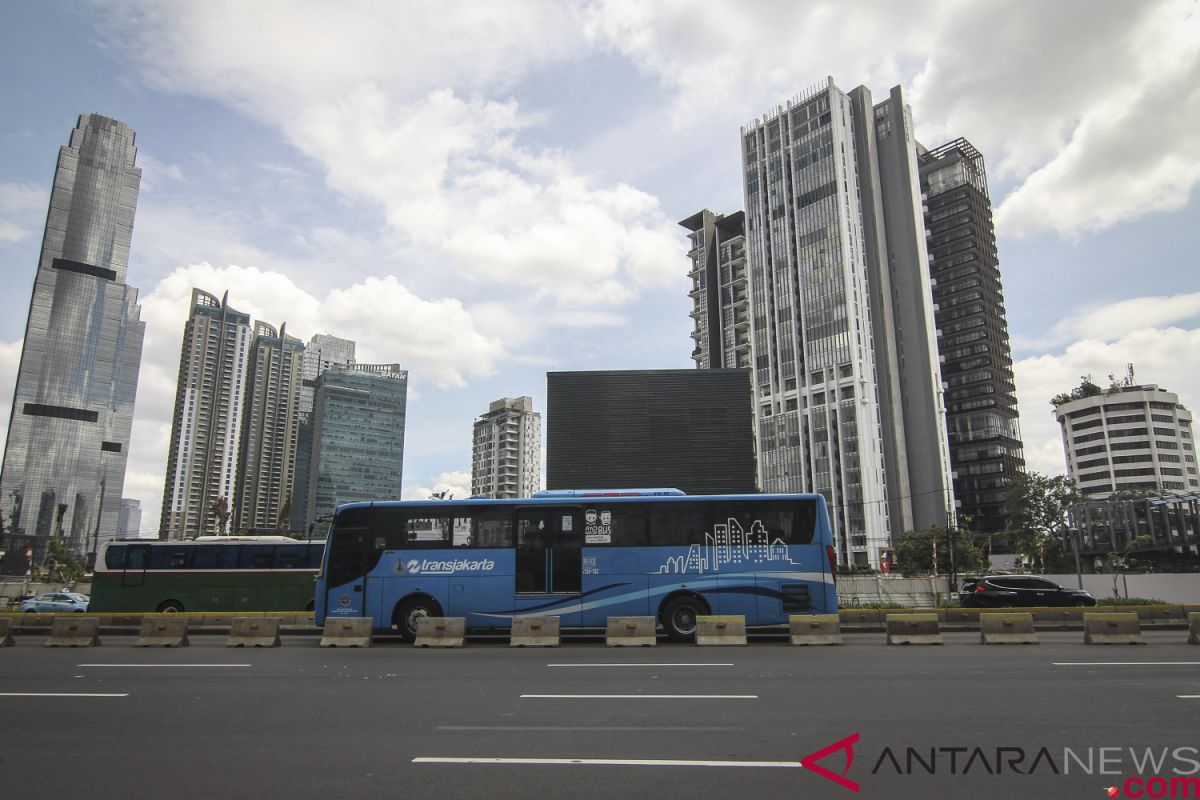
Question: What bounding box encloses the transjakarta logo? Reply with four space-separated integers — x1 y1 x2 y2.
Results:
405 558 495 575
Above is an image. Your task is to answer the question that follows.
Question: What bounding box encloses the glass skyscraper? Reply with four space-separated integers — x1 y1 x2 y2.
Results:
0 114 145 565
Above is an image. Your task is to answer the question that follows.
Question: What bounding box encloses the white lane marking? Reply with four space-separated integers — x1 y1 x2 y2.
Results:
521 694 756 700
414 757 801 768
0 693 128 697
1179 695 1200 699
77 664 252 668
437 726 747 732
1053 662 1200 667
546 663 734 668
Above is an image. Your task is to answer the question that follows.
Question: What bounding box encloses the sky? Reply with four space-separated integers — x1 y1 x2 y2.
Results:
1 0 1198 537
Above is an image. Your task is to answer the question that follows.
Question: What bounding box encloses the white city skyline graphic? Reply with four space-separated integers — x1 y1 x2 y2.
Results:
658 518 797 574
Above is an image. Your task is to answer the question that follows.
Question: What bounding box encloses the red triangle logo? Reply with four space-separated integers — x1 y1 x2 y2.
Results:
800 732 861 792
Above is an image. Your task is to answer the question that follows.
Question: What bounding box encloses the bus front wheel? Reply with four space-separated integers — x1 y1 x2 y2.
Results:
394 596 441 643
157 600 185 613
661 595 709 643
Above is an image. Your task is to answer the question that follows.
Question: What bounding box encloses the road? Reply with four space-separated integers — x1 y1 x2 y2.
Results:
1 631 1197 799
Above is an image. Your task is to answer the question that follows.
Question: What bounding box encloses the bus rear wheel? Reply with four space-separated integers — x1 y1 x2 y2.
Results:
394 596 441 643
157 600 185 613
661 595 709 643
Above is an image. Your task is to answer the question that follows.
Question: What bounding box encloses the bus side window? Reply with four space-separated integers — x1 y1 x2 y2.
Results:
405 515 452 547
125 547 147 571
193 545 226 570
151 547 193 570
472 509 514 548
241 545 276 569
587 505 647 546
104 545 127 570
649 503 712 546
305 544 325 569
275 544 307 569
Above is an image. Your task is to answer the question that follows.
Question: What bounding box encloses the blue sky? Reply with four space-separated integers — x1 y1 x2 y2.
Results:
1 1 1198 536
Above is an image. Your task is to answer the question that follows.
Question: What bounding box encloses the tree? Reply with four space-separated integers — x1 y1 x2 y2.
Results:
209 496 231 535
429 490 453 500
276 497 292 530
1001 471 1080 572
43 539 83 586
893 526 986 576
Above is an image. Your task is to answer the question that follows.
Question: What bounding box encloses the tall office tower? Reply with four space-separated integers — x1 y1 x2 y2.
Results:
160 289 254 539
740 78 954 567
918 139 1026 534
118 498 142 539
471 396 541 499
234 322 305 531
291 333 356 528
305 363 408 524
680 210 751 370
0 115 145 564
1055 381 1197 499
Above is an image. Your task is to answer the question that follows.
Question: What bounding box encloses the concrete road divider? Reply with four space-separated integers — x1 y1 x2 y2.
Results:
695 615 747 646
886 613 943 645
979 612 1038 645
136 616 190 647
0 618 13 647
789 614 842 645
510 616 560 647
226 616 282 648
320 617 373 647
1189 612 1200 645
1083 612 1145 645
414 617 465 648
606 616 657 647
46 616 101 647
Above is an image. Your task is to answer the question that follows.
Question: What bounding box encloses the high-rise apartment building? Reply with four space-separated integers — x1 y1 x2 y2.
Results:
681 210 751 370
1055 382 1197 498
160 289 254 539
291 333 356 528
0 115 145 563
305 363 408 524
234 322 304 531
918 139 1025 534
739 78 954 567
472 396 541 499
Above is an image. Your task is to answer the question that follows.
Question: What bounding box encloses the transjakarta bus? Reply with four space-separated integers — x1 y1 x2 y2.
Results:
90 537 325 613
315 490 836 641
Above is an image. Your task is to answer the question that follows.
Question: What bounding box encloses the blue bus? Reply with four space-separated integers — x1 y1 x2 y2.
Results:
315 490 837 641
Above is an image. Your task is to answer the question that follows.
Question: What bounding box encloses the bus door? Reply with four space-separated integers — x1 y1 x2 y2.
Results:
121 544 151 587
514 507 582 627
323 528 372 619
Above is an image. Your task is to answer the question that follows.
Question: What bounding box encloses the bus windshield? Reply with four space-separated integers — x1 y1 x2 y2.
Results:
315 491 835 642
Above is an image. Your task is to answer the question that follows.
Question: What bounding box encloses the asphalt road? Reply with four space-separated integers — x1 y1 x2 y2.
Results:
1 631 1197 800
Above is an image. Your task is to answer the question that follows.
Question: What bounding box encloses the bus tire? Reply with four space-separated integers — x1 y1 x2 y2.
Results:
157 600 185 613
661 594 709 643
394 596 441 643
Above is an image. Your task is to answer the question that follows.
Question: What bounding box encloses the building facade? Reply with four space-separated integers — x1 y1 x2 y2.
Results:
160 290 254 539
118 498 143 539
0 114 145 563
739 78 954 567
918 138 1025 534
305 363 408 524
681 210 751 370
234 322 305 531
472 396 542 499
1055 383 1198 498
546 371 756 496
291 333 356 529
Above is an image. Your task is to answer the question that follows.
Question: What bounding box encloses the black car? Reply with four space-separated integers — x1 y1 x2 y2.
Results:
959 576 1096 608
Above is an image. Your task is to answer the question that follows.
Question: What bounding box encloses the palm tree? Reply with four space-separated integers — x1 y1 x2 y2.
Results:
208 497 231 536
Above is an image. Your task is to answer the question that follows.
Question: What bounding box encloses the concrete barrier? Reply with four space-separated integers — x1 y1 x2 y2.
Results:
226 616 282 647
789 614 842 645
136 616 190 647
414 617 465 648
606 616 657 647
1187 612 1199 645
980 612 1038 645
46 616 101 647
510 616 560 647
202 614 237 628
320 617 373 648
695 615 747 646
1083 612 1145 645
0 617 13 647
839 609 883 626
886 613 943 645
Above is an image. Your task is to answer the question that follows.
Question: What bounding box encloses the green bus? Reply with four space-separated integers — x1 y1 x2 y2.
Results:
89 537 325 613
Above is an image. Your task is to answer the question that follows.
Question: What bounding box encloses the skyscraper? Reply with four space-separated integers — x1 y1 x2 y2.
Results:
681 210 750 370
0 114 145 564
305 363 408 524
291 333 355 529
739 78 954 567
918 139 1026 533
234 322 304 531
472 396 542 499
160 289 253 539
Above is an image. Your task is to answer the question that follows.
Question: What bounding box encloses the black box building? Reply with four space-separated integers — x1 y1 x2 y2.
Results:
546 369 756 495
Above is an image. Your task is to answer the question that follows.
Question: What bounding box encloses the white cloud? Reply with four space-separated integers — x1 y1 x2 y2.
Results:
403 471 473 501
1014 326 1200 477
1020 292 1200 350
135 152 185 193
0 339 22 458
0 182 48 242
